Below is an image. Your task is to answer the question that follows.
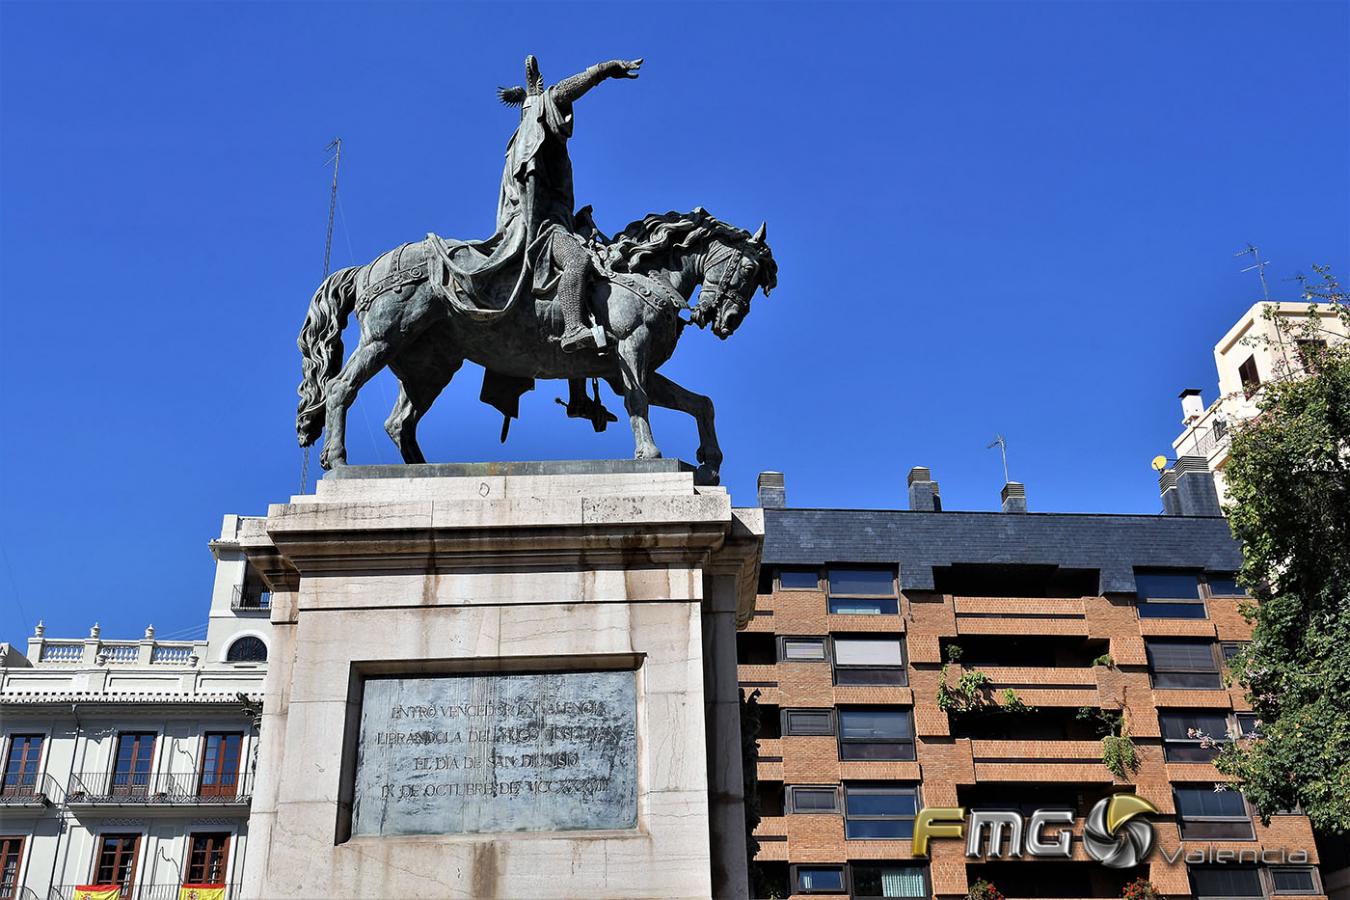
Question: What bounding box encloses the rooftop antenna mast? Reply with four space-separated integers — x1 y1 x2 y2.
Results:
1235 243 1271 302
987 433 1010 483
301 137 342 495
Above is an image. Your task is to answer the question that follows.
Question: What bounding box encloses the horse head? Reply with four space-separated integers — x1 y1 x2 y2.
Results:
692 219 778 339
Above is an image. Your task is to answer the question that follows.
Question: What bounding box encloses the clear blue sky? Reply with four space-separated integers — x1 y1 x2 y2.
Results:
2 1 1347 645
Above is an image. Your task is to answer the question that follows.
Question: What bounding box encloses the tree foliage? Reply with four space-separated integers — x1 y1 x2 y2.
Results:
1216 270 1350 832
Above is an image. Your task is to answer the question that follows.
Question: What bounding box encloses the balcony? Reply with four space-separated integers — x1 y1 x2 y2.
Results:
230 585 271 613
953 596 1089 636
50 885 244 900
28 632 204 668
967 739 1114 782
66 770 253 807
0 772 64 807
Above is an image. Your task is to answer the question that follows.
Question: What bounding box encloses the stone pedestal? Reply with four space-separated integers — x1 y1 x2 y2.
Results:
238 461 762 900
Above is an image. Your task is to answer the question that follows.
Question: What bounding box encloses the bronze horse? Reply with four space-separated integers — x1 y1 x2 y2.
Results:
296 209 776 485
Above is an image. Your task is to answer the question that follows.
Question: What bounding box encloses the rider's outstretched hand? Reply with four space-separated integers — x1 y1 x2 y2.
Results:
614 58 642 79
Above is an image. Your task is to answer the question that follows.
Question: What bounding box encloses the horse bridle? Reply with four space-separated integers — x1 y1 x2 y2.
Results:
692 243 753 328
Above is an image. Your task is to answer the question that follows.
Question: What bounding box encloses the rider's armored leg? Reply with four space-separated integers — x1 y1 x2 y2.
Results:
555 237 597 353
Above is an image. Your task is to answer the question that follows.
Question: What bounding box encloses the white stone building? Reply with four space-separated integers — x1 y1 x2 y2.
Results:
1171 300 1348 506
0 517 271 900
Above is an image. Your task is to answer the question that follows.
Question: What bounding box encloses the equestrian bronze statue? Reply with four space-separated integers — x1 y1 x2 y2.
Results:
295 56 777 486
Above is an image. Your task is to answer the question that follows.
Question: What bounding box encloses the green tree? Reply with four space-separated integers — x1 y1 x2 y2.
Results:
1216 268 1350 832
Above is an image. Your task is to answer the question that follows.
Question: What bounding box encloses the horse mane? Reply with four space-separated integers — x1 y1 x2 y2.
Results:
606 209 778 294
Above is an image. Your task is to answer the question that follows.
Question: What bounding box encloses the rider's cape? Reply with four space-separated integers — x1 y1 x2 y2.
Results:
431 87 577 317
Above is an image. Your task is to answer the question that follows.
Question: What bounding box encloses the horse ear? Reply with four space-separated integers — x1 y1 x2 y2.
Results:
752 221 767 244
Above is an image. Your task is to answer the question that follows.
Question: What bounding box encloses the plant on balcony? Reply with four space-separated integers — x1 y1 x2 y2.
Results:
938 666 1036 717
967 879 1004 900
945 643 964 663
999 688 1032 713
1213 276 1350 833
1091 652 1115 668
1122 877 1160 900
1078 707 1139 778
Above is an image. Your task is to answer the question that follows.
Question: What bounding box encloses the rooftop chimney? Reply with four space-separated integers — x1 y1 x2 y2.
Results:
1159 455 1221 516
1179 388 1205 424
907 467 941 512
757 471 786 509
1000 481 1027 513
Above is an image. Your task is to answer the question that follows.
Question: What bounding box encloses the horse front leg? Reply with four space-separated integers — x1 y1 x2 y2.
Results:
319 337 395 469
614 337 660 459
647 372 721 486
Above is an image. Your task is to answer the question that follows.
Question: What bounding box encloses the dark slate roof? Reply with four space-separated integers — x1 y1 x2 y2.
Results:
762 508 1242 593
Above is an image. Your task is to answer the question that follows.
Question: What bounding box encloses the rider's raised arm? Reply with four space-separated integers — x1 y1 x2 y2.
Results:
552 58 642 105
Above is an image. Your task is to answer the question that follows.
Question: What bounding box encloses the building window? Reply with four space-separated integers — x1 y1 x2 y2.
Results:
827 567 899 615
1206 574 1244 597
2 735 43 797
1270 867 1319 894
111 733 156 797
1238 355 1261 398
832 636 906 686
1146 640 1222 689
199 733 243 798
1175 787 1254 840
93 833 141 897
1160 711 1230 762
850 863 927 898
783 709 835 736
792 865 846 894
0 836 23 900
779 568 820 590
844 785 918 839
785 785 839 814
186 832 231 884
226 636 267 663
779 637 827 662
1221 641 1248 662
1235 713 1261 738
838 709 915 761
1189 865 1262 898
1134 570 1207 619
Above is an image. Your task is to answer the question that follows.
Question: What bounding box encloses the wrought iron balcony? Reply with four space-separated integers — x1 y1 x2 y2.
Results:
48 884 243 900
230 585 271 612
0 772 64 806
65 770 252 806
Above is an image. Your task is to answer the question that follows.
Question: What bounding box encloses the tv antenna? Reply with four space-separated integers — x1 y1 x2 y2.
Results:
302 137 343 495
1235 243 1271 302
987 433 1010 483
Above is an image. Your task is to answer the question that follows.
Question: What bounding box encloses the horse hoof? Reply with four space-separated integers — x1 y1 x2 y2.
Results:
635 447 662 460
694 464 720 487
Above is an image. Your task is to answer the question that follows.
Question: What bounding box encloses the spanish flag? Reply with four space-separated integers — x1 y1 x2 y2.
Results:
74 887 121 900
178 884 226 900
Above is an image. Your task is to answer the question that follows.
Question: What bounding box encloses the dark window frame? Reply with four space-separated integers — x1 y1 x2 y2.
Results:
790 863 847 895
199 733 243 798
1238 355 1262 398
93 832 142 898
1189 864 1264 899
111 732 157 797
837 708 916 761
777 568 822 591
186 831 231 884
1134 570 1208 620
1174 786 1255 841
1205 574 1245 598
1146 639 1223 690
2 734 45 797
849 862 930 899
1269 865 1320 895
778 636 828 663
831 635 907 686
1160 711 1232 762
1221 641 1249 663
782 708 836 737
843 783 920 841
0 835 24 900
826 567 900 616
784 785 841 815
225 636 268 663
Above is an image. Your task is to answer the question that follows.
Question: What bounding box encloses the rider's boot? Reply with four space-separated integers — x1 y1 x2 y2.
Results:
557 257 597 353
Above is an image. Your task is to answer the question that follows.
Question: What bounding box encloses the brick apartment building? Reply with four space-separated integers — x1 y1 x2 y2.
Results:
739 464 1326 900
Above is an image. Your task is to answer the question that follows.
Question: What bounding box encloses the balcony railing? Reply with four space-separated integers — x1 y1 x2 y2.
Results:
66 770 253 806
0 772 64 806
27 635 204 668
230 586 271 612
49 884 243 900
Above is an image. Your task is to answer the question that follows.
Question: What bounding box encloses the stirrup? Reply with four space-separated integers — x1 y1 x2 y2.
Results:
560 327 597 353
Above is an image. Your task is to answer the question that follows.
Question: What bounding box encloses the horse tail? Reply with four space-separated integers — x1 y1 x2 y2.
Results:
296 266 361 447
